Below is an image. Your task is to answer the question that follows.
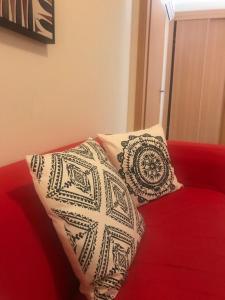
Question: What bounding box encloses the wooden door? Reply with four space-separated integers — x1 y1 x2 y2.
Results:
199 19 225 143
169 18 225 143
169 19 208 141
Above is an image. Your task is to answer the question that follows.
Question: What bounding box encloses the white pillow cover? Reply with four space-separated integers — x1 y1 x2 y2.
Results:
98 124 182 207
26 139 144 300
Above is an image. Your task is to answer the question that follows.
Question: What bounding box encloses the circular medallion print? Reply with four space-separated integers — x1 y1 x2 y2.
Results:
118 134 175 204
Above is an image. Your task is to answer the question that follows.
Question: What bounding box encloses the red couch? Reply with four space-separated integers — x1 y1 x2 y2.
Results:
1 141 225 300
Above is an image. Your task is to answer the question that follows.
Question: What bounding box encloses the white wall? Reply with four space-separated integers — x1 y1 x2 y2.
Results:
173 0 225 12
0 0 132 167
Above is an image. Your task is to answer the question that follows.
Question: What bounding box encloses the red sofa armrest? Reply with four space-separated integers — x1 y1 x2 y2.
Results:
168 140 225 194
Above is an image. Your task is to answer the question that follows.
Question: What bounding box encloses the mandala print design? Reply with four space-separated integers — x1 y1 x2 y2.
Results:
94 225 135 298
30 155 45 182
47 152 102 211
103 170 134 229
53 209 98 273
117 134 175 204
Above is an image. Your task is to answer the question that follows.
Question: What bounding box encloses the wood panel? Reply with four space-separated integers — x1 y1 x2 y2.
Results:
144 0 166 128
175 9 225 21
198 19 225 143
169 20 208 141
134 0 151 130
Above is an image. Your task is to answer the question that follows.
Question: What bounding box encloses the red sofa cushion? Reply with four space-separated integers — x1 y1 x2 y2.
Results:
168 141 225 194
73 187 225 300
118 187 225 300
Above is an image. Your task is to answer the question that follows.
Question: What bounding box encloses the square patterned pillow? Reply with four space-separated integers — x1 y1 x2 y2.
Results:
26 139 144 300
98 124 182 207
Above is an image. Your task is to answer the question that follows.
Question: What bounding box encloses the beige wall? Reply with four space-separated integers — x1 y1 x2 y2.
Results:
0 0 132 167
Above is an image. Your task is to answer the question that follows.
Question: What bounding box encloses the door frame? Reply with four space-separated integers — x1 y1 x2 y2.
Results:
132 0 174 133
133 0 152 130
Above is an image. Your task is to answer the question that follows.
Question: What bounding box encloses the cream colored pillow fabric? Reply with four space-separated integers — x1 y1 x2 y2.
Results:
98 124 182 207
26 139 144 300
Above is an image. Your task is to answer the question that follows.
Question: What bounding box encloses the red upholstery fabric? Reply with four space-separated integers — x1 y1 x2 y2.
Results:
0 141 225 300
117 187 225 300
0 144 81 300
168 141 225 194
0 165 78 300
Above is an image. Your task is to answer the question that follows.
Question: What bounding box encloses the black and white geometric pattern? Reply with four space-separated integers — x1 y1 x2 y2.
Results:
87 139 117 172
30 154 45 182
52 209 98 273
67 143 95 160
98 125 183 207
94 225 135 299
104 170 134 229
117 134 176 204
27 139 144 300
47 152 102 211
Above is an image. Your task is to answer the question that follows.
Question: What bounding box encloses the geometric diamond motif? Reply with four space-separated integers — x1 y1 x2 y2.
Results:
27 139 145 300
95 225 135 296
104 170 134 229
67 163 91 193
67 144 94 160
52 209 98 273
47 153 101 211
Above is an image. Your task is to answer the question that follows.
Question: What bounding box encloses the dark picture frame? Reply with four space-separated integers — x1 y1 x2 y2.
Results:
0 0 55 44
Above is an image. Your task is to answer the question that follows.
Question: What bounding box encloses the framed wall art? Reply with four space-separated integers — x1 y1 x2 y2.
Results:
0 0 55 44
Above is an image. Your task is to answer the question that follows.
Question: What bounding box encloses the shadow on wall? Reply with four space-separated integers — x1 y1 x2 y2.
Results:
0 26 48 57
